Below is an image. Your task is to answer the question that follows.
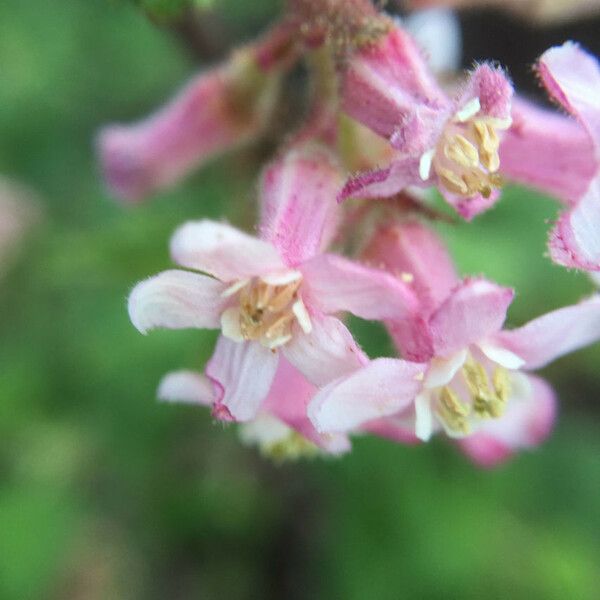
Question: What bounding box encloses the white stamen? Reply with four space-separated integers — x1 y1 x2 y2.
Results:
419 149 435 181
221 279 250 298
415 393 434 441
261 269 303 286
455 97 481 122
263 334 293 349
220 306 244 342
292 298 313 334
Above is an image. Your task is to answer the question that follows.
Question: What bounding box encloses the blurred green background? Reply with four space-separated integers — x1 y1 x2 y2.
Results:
0 1 598 598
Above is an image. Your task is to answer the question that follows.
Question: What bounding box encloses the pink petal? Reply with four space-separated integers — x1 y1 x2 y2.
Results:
500 97 596 205
157 370 214 405
492 294 600 370
170 220 284 282
258 145 343 266
549 178 600 271
128 269 226 334
429 278 514 357
338 157 423 201
362 221 458 315
538 42 600 159
387 315 435 362
341 25 448 139
262 357 351 454
440 187 501 221
457 63 513 120
98 64 277 202
459 374 557 467
282 315 367 387
300 253 420 320
308 358 426 433
206 336 279 421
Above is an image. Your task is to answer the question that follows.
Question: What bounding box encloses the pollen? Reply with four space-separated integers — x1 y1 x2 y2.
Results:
223 275 312 349
428 98 511 199
462 359 510 419
435 386 471 435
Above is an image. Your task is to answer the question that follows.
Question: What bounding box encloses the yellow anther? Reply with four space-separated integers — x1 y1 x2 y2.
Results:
234 277 305 347
444 134 480 169
433 103 510 199
438 168 469 195
265 432 319 462
436 386 471 435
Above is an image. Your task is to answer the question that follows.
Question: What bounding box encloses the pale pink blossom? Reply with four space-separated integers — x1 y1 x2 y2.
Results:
128 145 419 422
98 23 296 202
158 358 350 458
339 25 513 220
310 221 600 466
526 43 600 272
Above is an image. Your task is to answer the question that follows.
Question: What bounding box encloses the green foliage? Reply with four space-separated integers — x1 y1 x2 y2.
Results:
0 1 598 599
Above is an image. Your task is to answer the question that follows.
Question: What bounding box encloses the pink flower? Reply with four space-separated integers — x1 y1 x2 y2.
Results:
158 358 350 458
128 145 419 422
309 221 600 466
531 43 600 272
98 23 296 202
339 25 513 220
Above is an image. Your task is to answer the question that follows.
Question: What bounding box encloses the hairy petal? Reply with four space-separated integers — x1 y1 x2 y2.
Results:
459 374 556 467
170 220 284 281
549 179 600 271
128 270 226 334
538 42 600 159
492 294 600 370
206 336 279 422
157 370 214 405
300 253 420 320
457 63 513 120
308 358 426 433
98 55 280 202
282 315 367 387
440 187 501 221
429 278 514 357
259 145 343 265
338 158 423 201
500 98 596 205
342 26 448 139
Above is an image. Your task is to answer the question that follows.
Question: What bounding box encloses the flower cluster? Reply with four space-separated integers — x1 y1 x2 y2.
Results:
102 1 600 466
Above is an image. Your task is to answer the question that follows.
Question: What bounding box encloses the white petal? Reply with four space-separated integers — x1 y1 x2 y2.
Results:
424 349 468 389
477 341 525 370
260 269 303 286
419 149 435 181
455 97 481 122
415 392 434 441
220 306 244 342
157 370 214 405
292 298 312 334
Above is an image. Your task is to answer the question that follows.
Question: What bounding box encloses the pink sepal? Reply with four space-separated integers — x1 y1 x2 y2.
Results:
259 145 343 265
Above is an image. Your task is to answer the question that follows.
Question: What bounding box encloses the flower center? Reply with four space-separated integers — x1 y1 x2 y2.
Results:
221 274 312 349
434 355 511 436
421 98 511 199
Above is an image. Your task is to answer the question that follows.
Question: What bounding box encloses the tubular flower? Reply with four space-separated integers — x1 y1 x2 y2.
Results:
128 145 419 421
98 23 296 202
309 221 600 466
158 358 350 459
339 25 513 220
529 43 600 272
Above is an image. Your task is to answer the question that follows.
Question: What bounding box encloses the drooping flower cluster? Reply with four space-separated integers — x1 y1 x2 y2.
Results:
103 1 600 465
